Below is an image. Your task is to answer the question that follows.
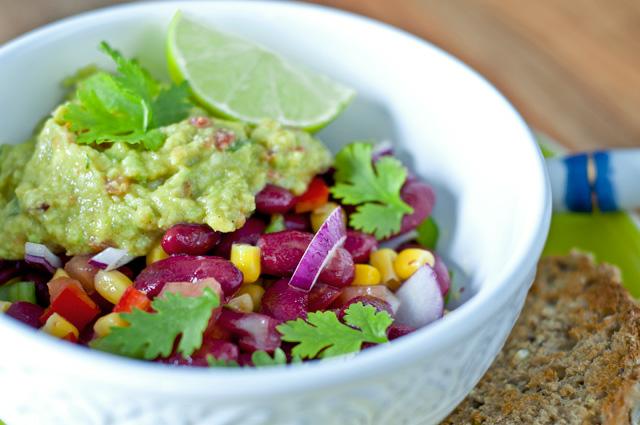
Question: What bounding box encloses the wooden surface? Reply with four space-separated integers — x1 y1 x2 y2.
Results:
2 0 639 151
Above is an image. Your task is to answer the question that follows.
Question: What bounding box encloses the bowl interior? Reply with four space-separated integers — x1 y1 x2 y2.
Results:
0 0 548 389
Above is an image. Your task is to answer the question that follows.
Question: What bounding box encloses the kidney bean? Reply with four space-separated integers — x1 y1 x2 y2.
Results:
337 295 393 320
64 255 100 293
319 248 355 287
387 323 415 340
283 214 311 232
255 184 296 214
215 218 266 258
398 180 436 235
337 285 400 313
6 302 44 328
433 253 451 297
161 339 239 367
261 279 307 321
308 282 342 312
161 223 220 256
344 230 378 263
88 290 113 314
0 261 28 285
236 352 255 367
258 231 355 286
134 256 242 299
258 231 313 276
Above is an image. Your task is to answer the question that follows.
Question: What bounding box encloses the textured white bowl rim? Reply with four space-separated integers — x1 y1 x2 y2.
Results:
0 0 551 399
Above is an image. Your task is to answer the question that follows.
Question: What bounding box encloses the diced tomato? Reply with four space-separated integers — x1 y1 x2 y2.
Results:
113 287 151 313
294 177 329 213
51 284 100 331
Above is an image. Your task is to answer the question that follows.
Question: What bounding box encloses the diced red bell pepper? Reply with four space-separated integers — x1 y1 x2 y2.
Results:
48 277 84 304
63 332 79 343
113 287 151 313
294 177 329 213
39 306 54 325
51 284 100 331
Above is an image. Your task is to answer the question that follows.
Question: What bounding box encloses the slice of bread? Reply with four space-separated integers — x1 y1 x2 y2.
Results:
442 253 640 425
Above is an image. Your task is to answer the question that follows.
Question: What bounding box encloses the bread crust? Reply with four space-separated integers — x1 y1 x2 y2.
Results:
443 253 640 425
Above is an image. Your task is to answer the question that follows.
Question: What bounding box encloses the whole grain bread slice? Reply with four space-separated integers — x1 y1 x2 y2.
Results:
442 253 640 425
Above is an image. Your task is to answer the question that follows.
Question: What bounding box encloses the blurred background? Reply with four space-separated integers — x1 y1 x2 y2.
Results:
1 0 639 152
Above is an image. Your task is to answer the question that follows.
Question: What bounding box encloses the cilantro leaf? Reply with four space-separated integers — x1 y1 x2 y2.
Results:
277 302 393 359
64 73 148 143
265 214 286 233
251 348 289 366
100 41 158 108
91 288 220 360
61 42 192 150
331 143 413 239
416 216 439 249
206 354 240 368
151 82 193 127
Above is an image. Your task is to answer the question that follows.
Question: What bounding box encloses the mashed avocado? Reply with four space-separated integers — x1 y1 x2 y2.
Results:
0 110 332 259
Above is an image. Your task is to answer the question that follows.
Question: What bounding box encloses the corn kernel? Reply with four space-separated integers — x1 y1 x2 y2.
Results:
0 301 11 313
310 202 347 233
53 268 69 279
352 264 382 286
146 241 168 265
393 248 435 280
236 284 265 311
42 313 79 339
226 293 254 313
93 312 128 337
94 270 133 304
370 249 401 290
230 244 261 284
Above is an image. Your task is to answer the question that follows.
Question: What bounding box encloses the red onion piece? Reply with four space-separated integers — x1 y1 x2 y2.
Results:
395 265 444 328
337 285 401 314
371 140 394 162
24 242 61 273
288 206 347 292
379 230 418 250
88 248 135 271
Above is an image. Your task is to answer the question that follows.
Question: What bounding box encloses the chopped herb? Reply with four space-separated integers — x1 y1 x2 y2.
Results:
331 142 412 239
416 216 439 249
251 348 289 366
91 288 219 360
277 302 393 359
62 42 192 151
265 214 286 233
206 354 240 368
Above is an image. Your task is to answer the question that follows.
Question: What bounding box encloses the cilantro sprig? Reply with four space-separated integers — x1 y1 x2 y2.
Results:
206 348 297 368
331 142 413 239
276 302 394 359
62 42 192 150
91 288 219 360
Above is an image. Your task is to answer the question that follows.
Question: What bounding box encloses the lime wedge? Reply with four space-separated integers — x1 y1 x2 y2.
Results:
167 12 355 130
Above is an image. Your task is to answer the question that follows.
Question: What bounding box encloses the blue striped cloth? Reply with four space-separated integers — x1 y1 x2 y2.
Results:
547 150 640 212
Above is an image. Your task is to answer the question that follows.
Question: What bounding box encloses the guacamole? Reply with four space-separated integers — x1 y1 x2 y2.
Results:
0 109 332 259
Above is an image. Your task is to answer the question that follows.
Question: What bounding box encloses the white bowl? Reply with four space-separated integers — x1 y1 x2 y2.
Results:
0 2 551 424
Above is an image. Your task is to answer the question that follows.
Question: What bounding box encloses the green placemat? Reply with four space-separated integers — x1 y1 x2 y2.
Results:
538 135 640 297
544 212 640 297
